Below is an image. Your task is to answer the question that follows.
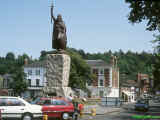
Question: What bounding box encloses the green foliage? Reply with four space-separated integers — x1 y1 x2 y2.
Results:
1 49 155 93
74 49 154 82
16 54 31 67
10 68 28 96
0 76 3 88
152 34 160 90
0 53 31 95
39 50 47 61
6 52 15 61
66 48 93 90
125 1 160 31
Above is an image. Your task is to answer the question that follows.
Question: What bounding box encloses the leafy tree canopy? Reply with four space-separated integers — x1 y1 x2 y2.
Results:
6 52 15 61
66 48 93 90
125 1 160 31
10 68 28 96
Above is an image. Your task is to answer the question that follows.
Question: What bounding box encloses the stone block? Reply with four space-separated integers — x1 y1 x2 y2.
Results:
43 54 72 96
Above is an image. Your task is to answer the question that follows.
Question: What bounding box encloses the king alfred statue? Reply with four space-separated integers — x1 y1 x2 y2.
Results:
51 4 67 50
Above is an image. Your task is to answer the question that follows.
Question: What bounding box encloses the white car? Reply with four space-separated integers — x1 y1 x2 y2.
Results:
0 96 42 120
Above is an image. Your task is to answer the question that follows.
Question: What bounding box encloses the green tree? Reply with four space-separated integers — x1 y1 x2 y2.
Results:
125 1 160 31
16 53 31 67
39 50 47 61
0 76 3 89
10 68 28 96
66 48 93 90
152 34 160 90
6 52 15 61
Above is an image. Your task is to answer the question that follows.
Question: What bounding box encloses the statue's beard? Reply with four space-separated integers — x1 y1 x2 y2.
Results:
57 18 63 22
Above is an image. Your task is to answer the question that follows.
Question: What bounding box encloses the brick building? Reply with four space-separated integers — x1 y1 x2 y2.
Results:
86 58 119 98
137 73 150 95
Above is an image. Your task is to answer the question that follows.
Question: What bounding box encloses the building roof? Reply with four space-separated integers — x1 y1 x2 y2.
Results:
24 61 46 68
86 59 111 67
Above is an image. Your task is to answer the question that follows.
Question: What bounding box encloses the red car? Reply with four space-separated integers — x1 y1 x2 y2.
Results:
32 97 78 120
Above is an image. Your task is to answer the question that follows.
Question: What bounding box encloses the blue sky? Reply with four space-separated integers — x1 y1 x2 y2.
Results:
0 0 156 58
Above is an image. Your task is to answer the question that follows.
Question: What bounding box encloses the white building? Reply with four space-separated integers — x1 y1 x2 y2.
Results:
86 59 119 98
22 61 47 98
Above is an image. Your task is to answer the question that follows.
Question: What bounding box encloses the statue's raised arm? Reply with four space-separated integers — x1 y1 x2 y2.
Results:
51 4 56 22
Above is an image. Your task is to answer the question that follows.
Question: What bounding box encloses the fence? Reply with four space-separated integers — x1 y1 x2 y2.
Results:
101 97 125 107
83 97 126 107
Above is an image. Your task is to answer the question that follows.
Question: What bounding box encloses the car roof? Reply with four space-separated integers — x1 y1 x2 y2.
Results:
0 96 20 99
39 97 69 101
40 97 65 99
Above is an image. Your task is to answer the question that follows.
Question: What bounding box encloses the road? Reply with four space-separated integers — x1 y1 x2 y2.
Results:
80 101 160 120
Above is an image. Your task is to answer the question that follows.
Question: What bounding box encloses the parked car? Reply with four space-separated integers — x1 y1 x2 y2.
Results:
32 97 79 120
0 96 42 120
134 99 149 112
153 96 160 103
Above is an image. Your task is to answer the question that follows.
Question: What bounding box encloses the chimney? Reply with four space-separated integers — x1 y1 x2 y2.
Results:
24 58 28 65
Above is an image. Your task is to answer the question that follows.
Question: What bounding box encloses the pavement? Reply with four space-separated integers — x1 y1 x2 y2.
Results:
82 104 122 115
121 102 135 110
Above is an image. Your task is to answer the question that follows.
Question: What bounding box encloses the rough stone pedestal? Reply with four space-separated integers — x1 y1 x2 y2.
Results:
43 54 72 97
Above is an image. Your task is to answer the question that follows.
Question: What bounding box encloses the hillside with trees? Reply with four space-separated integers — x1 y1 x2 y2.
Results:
125 1 160 90
72 49 155 83
0 48 155 92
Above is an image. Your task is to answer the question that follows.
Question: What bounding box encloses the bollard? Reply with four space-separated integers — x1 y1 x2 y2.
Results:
91 108 96 116
43 114 48 120
80 110 83 118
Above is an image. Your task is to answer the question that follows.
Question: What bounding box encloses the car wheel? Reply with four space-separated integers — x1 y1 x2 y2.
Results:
61 112 70 120
73 112 79 120
21 113 33 120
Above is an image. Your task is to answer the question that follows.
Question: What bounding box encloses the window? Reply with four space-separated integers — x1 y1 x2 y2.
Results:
36 79 40 86
6 98 24 106
100 69 104 74
28 70 32 75
0 98 24 106
28 79 31 86
36 70 40 75
43 100 51 105
100 79 104 86
51 100 68 105
92 69 98 74
0 98 7 106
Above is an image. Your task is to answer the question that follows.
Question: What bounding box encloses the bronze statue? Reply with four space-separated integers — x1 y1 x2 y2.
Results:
51 4 67 50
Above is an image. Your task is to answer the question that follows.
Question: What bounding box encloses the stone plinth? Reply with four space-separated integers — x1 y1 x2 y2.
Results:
43 54 72 96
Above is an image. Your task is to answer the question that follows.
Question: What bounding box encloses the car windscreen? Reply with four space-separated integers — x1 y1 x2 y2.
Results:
31 97 40 104
51 99 68 105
